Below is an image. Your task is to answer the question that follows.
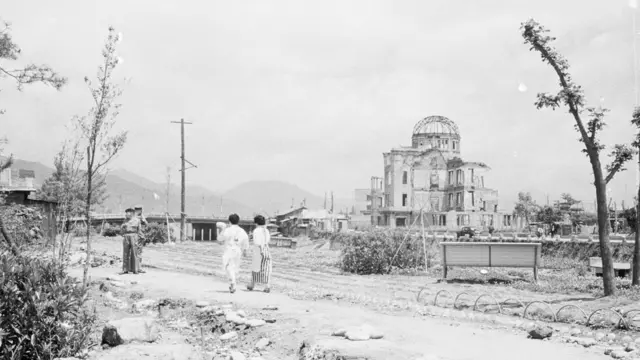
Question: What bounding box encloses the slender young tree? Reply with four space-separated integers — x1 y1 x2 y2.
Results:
0 20 66 255
77 27 127 286
521 19 634 296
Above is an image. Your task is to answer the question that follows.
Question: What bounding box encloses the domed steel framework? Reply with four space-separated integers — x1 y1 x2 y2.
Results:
412 115 460 136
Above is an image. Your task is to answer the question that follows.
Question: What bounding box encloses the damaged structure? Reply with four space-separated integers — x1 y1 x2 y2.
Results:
368 115 516 231
275 207 348 237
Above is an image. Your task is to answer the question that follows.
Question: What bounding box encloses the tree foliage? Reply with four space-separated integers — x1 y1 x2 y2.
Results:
520 18 635 296
513 191 540 225
37 140 107 217
78 27 128 286
0 20 66 114
536 205 563 225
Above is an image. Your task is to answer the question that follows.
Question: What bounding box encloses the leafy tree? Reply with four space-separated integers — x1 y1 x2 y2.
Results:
521 19 635 296
0 20 66 255
513 191 540 226
621 207 636 233
36 138 107 262
77 27 127 286
560 193 579 205
536 205 563 225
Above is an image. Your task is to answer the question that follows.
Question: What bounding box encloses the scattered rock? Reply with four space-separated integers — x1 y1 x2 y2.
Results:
255 338 270 350
110 280 126 288
229 351 246 360
220 331 238 341
608 333 617 341
528 325 553 340
99 282 110 292
106 275 121 282
331 329 347 337
236 310 246 317
596 333 606 341
262 306 278 311
101 317 159 346
569 328 581 336
625 343 637 352
195 301 209 308
610 350 630 359
93 344 198 360
576 338 597 348
246 319 266 328
622 336 634 344
226 313 247 325
345 329 370 341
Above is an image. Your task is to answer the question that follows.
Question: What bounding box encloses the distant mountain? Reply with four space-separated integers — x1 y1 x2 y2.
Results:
222 180 354 216
11 160 256 217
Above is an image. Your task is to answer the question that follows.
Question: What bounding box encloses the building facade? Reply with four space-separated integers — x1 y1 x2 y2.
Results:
376 115 514 231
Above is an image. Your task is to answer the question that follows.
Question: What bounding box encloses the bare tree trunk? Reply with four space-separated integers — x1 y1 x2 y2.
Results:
633 154 640 286
83 147 93 287
592 160 615 296
0 214 20 256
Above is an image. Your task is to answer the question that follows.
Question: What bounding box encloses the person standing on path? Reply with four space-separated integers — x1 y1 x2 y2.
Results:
134 205 148 273
220 213 249 293
247 215 272 293
120 208 141 274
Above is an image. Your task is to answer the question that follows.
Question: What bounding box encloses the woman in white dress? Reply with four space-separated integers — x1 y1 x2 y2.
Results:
220 214 249 293
247 215 272 293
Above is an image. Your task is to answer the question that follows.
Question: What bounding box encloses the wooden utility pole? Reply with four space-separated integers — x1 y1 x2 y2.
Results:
170 119 196 242
165 166 171 214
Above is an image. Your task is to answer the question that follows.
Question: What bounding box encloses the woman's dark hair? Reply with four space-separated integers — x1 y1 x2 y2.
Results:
254 215 266 226
228 213 240 225
125 208 134 213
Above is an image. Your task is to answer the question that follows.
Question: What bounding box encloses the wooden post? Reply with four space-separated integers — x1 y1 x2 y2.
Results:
165 212 171 243
420 208 428 270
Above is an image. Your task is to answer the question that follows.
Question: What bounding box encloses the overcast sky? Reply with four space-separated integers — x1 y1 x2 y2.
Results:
2 0 639 209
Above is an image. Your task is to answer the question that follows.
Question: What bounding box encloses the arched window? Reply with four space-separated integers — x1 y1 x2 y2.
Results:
402 171 408 184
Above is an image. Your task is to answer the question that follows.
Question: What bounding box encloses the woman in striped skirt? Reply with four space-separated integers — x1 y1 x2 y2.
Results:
247 215 272 293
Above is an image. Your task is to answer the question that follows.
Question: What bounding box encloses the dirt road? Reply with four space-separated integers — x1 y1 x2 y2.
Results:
71 239 611 360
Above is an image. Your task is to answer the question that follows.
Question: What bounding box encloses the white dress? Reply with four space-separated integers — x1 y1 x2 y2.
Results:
221 225 249 276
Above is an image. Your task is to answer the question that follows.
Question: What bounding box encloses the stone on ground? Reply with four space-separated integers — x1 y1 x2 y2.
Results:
246 319 266 328
255 338 270 350
345 329 370 341
331 329 347 337
195 300 209 308
610 349 630 359
528 325 553 340
226 312 246 325
229 351 246 360
575 337 597 348
101 317 159 346
95 344 198 360
220 331 238 340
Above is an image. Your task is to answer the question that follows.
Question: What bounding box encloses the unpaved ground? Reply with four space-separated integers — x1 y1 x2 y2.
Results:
65 237 621 359
68 266 612 360
89 237 640 320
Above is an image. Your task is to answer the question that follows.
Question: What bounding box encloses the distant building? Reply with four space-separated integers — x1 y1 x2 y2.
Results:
370 115 516 231
0 159 58 239
275 206 348 236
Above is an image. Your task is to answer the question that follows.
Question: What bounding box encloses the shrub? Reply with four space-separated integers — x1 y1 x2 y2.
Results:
143 222 170 245
0 252 97 359
339 229 434 275
102 223 120 237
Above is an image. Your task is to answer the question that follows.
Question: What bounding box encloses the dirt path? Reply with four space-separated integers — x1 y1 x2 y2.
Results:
68 262 609 359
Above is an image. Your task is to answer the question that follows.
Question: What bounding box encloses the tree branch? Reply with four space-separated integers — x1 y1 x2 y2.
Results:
605 144 635 184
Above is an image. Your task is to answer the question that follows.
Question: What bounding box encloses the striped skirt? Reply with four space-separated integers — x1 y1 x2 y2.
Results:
251 245 272 284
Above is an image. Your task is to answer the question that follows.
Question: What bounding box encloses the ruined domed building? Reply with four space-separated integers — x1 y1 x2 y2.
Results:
368 115 514 231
